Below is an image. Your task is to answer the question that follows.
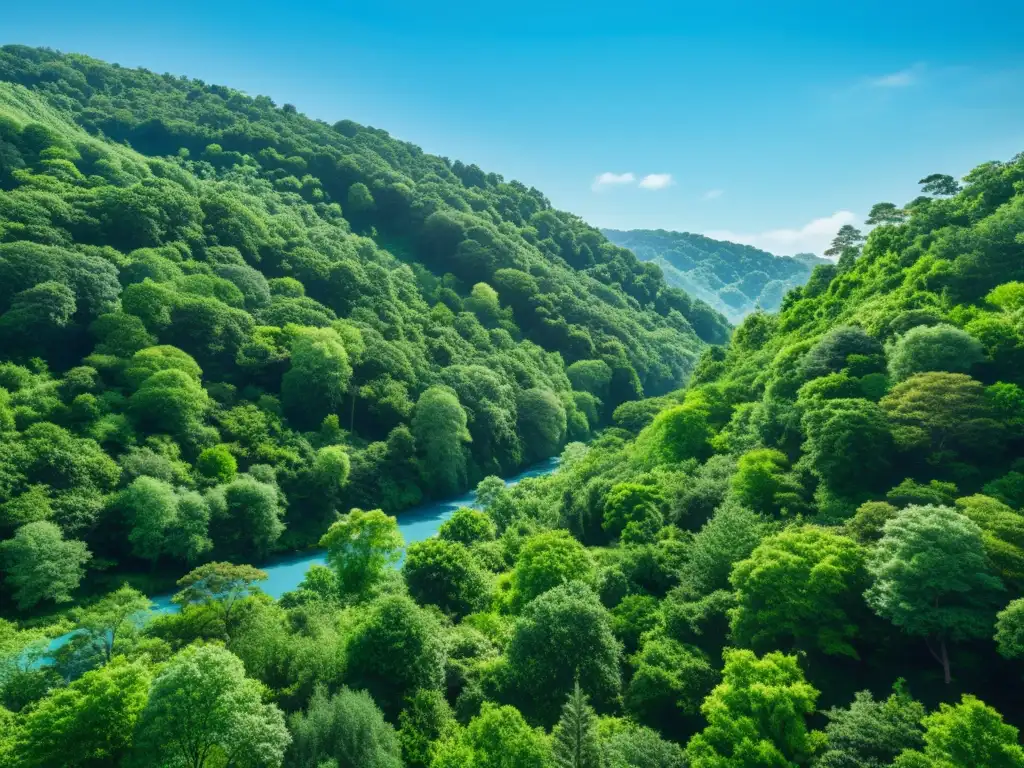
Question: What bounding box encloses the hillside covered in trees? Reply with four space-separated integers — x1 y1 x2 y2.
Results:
604 228 829 321
0 44 732 609
2 43 1024 768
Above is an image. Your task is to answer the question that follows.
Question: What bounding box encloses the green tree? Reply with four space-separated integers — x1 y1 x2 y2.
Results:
918 173 961 196
729 526 868 658
602 721 686 768
347 181 376 216
0 521 90 610
120 476 178 562
623 635 716 733
345 595 447 718
954 494 1024 588
167 490 214 563
566 360 613 404
886 478 957 508
465 282 502 326
815 684 926 768
124 345 203 389
730 448 793 516
287 685 402 768
995 599 1024 659
602 482 663 539
887 324 984 381
0 619 55 713
686 649 824 768
320 507 404 600
987 281 1024 312
552 680 602 768
74 584 152 663
171 562 268 643
0 281 76 352
801 326 884 380
865 202 907 225
282 326 352 428
506 582 621 726
824 224 865 259
438 506 496 545
133 644 289 768
399 688 458 768
865 505 1004 684
196 444 237 482
313 445 351 492
0 704 17 768
403 537 489 618
881 373 1002 462
892 695 1024 768
610 594 661 654
13 656 152 768
90 312 156 356
128 368 210 439
412 386 471 496
847 501 898 543
634 403 710 465
207 474 285 558
517 388 568 462
510 530 595 609
681 500 767 596
432 703 553 768
802 398 893 495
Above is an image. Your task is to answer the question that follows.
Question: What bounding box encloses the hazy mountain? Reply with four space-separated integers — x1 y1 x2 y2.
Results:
603 228 829 321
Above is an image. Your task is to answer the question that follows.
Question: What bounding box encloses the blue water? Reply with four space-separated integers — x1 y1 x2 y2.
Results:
43 456 561 655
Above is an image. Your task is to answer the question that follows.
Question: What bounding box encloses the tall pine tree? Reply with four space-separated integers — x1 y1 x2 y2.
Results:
552 679 603 768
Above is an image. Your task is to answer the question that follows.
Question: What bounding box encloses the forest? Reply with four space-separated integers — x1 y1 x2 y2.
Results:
604 228 828 322
0 43 731 598
2 43 1024 768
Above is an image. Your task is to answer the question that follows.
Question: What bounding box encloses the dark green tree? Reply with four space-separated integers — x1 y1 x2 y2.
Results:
287 685 402 768
345 595 447 718
0 521 90 610
865 505 1004 684
551 680 602 768
816 684 926 768
320 507 404 600
506 582 621 726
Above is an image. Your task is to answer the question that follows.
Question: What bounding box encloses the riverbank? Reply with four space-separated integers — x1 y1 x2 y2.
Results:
37 455 561 655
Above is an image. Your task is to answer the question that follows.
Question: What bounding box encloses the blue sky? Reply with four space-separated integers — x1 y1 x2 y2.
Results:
5 0 1024 255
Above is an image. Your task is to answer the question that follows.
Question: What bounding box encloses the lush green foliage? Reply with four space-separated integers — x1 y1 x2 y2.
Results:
287 685 403 768
0 43 720 612
2 45 1024 768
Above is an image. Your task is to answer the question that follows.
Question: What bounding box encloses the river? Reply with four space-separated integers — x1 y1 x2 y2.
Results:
43 456 561 655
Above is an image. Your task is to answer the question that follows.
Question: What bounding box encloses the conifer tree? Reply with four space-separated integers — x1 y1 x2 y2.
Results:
552 679 603 768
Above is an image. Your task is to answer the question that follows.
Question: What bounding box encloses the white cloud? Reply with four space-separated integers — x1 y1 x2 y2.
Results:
703 189 724 200
704 210 858 257
591 172 635 191
868 65 922 88
639 173 674 190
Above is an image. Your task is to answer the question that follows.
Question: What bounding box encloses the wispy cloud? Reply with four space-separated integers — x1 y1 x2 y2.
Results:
866 63 925 89
704 210 858 257
703 189 724 200
591 172 635 191
639 173 673 190
869 69 917 88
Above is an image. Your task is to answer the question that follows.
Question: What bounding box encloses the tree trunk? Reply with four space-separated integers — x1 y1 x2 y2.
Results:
349 385 357 433
926 635 952 684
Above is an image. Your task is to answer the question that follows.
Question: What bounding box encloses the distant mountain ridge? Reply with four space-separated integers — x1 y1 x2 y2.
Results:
602 228 829 321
